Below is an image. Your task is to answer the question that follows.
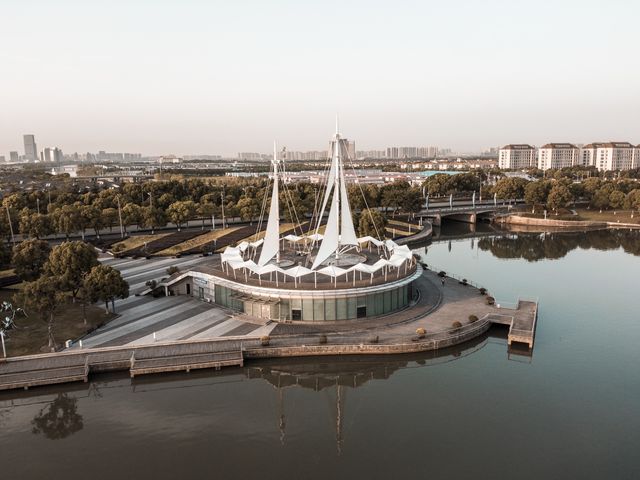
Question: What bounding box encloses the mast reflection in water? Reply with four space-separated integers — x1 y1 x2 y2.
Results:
1 228 640 480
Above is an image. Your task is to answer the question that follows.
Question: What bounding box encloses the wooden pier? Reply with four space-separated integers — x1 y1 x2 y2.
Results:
130 350 243 377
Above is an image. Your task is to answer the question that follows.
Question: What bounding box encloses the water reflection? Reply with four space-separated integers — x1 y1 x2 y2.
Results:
477 229 640 261
31 393 84 440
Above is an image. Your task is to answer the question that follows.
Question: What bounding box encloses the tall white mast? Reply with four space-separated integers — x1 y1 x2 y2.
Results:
258 142 281 266
311 121 358 270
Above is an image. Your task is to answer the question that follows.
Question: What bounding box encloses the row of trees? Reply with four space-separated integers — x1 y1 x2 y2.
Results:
11 240 129 349
0 178 429 243
1 170 638 247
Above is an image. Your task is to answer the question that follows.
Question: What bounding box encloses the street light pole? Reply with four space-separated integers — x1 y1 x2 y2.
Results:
221 187 226 229
1 331 6 358
5 205 15 245
116 195 125 239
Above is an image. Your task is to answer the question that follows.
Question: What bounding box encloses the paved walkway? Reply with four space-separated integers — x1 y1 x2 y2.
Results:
81 257 528 349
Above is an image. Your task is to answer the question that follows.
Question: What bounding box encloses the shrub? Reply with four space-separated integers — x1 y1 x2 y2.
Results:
260 335 270 346
486 296 495 305
452 321 462 331
479 287 487 295
468 315 478 323
415 327 426 339
145 279 157 289
319 334 328 344
370 335 379 344
166 266 180 276
438 271 446 278
461 279 468 286
112 244 124 253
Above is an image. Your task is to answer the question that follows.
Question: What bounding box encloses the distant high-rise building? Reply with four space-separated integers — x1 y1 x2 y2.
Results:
40 147 52 162
23 134 38 161
582 142 636 171
40 147 63 163
9 151 18 162
537 143 580 170
498 144 536 169
328 139 355 161
385 146 441 159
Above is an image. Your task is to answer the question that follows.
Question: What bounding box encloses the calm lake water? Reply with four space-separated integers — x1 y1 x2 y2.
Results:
1 228 639 480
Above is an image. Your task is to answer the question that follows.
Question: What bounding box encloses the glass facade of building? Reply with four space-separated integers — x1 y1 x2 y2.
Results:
214 282 413 321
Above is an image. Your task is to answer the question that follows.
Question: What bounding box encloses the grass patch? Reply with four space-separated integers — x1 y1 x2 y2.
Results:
573 208 640 224
112 233 171 253
0 287 114 357
521 208 640 224
157 227 243 255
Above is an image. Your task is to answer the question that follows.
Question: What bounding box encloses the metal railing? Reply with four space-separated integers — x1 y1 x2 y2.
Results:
419 263 485 290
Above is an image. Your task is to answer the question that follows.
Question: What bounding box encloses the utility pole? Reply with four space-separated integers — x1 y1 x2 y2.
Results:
221 187 226 229
36 197 40 215
116 195 125 239
5 205 15 245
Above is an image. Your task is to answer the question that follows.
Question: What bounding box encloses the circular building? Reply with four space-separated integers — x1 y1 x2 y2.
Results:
164 128 421 322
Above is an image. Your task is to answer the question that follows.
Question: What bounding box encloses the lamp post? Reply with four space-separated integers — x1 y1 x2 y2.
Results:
116 195 124 239
221 187 226 229
5 205 15 245
1 331 6 358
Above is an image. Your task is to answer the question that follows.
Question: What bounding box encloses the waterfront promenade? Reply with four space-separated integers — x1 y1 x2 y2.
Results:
0 266 537 391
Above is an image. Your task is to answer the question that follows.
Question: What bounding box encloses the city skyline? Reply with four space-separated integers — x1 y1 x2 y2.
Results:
2 1 639 156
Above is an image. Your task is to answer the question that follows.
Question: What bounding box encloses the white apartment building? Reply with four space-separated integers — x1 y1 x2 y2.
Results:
537 143 580 170
498 144 536 169
582 142 636 171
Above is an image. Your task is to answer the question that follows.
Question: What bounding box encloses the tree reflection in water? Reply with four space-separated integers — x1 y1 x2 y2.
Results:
31 393 84 440
477 229 640 262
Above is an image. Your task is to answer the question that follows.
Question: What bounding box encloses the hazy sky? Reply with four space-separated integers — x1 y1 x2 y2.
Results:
1 0 639 156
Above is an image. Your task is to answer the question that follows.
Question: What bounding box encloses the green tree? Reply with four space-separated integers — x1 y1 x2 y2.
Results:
101 207 119 232
197 202 215 230
166 200 197 231
12 239 50 281
625 189 640 211
45 241 99 300
492 177 529 201
18 209 52 238
121 203 143 232
17 275 66 350
609 190 626 209
142 206 167 234
546 184 573 213
83 264 129 313
53 204 81 240
524 181 551 213
236 196 260 224
358 209 387 238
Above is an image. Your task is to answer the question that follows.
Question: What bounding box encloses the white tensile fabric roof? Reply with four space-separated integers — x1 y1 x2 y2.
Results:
219 237 414 283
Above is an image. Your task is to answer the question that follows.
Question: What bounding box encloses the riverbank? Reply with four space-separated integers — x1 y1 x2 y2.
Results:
0 269 537 391
497 213 640 230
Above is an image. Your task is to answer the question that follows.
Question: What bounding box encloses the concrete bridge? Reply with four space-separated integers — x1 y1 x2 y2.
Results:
417 199 524 226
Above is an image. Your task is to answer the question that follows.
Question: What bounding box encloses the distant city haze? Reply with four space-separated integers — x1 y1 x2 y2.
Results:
1 0 639 156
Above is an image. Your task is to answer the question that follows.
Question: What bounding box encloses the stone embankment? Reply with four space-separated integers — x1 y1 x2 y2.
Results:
497 215 607 228
0 269 538 392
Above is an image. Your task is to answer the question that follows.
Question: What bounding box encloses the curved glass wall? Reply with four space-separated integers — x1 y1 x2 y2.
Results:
214 283 413 321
